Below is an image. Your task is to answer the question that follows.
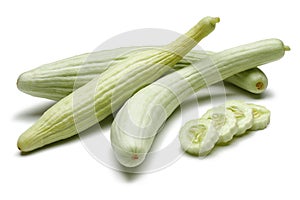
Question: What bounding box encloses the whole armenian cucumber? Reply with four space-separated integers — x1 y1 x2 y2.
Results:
17 48 268 101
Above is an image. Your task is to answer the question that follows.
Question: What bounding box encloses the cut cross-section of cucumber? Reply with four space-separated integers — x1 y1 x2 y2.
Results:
225 100 253 136
179 119 219 156
247 103 271 131
202 106 238 144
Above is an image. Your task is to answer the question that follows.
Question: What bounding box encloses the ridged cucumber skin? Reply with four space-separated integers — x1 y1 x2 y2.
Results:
17 50 267 100
225 68 268 94
17 17 219 152
111 39 288 167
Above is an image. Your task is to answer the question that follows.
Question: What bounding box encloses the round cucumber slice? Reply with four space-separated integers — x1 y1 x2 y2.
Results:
247 103 270 131
179 119 219 156
202 106 238 144
225 100 253 136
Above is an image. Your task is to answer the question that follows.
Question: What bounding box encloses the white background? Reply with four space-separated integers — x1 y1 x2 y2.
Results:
1 0 299 199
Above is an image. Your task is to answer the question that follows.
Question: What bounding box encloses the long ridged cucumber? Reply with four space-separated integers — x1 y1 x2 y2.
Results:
110 39 289 167
17 48 268 101
17 16 219 152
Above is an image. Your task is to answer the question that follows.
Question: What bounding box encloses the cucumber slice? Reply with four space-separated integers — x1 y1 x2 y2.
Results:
247 103 271 131
179 119 219 156
202 106 238 144
225 100 253 136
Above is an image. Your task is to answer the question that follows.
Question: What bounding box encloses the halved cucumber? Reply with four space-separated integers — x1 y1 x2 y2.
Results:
179 118 219 156
225 100 253 136
247 103 271 131
202 106 238 144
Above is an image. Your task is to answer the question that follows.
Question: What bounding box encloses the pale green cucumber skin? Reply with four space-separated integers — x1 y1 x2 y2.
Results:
17 17 219 152
17 48 266 100
111 39 287 167
225 68 268 94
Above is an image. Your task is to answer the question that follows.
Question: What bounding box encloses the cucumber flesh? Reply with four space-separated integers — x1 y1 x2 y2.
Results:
202 106 238 144
247 103 270 131
179 119 219 156
179 101 270 157
225 100 253 136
